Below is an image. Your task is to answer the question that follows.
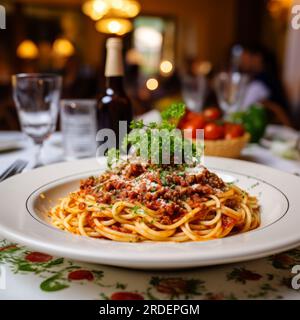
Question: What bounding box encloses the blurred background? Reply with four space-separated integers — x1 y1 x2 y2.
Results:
1 0 300 129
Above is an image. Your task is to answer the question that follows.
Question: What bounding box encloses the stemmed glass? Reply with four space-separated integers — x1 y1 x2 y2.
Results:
12 74 62 167
215 72 248 118
182 74 206 112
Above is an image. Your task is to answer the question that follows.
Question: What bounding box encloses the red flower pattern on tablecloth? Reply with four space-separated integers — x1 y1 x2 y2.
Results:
25 252 53 263
68 270 94 281
227 268 262 284
111 292 144 300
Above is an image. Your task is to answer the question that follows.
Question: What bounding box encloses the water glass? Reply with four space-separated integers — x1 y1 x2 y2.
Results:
12 73 62 166
60 100 97 160
182 74 206 112
215 72 248 118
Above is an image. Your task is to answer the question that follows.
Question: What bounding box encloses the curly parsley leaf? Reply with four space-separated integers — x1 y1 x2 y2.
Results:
106 103 202 167
161 103 186 122
106 148 120 169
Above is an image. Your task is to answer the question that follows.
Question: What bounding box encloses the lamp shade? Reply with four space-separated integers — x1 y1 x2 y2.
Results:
17 40 39 59
83 0 140 20
53 38 75 58
82 0 109 20
96 18 133 35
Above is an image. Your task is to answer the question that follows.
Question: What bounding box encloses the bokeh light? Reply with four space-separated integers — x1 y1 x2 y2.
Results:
82 0 108 20
160 60 173 74
146 78 159 91
52 38 75 58
82 0 140 20
16 40 39 59
96 18 133 35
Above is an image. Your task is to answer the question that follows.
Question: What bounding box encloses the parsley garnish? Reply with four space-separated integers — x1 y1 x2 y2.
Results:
106 103 202 168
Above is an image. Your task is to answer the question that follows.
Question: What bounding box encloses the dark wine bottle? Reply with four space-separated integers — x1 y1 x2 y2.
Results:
97 37 133 149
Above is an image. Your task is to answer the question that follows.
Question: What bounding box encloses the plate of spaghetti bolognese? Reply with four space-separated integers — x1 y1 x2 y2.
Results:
0 156 299 269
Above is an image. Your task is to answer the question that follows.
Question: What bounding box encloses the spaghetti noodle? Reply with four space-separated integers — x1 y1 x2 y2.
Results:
48 161 260 242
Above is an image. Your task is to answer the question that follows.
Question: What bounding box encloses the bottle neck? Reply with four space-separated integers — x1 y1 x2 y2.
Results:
105 45 124 78
105 76 125 93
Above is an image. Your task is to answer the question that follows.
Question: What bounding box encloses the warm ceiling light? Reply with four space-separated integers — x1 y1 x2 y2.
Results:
82 0 108 20
108 20 122 33
146 78 159 91
53 38 75 58
111 0 124 9
96 18 133 35
17 40 39 59
89 11 105 21
126 1 141 17
112 0 141 18
160 60 173 74
82 0 140 20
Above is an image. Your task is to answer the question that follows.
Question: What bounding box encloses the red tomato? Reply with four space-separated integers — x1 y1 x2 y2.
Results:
25 252 53 263
178 113 206 139
68 270 94 281
223 122 234 131
178 113 206 129
182 109 195 121
203 107 222 121
225 124 245 140
204 123 225 140
111 292 144 300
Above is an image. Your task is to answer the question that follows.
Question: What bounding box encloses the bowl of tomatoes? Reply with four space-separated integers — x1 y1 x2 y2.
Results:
178 107 250 158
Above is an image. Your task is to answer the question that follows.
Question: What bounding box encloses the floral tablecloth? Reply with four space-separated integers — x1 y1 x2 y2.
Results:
1 239 299 300
1 130 300 299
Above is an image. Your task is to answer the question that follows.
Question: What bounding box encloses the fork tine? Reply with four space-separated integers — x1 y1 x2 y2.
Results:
0 160 28 182
0 161 19 182
15 161 28 175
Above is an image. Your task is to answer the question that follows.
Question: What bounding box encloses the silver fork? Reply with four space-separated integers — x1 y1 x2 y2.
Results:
0 160 28 182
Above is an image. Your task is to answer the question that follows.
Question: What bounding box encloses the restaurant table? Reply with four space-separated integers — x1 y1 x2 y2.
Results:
0 130 300 300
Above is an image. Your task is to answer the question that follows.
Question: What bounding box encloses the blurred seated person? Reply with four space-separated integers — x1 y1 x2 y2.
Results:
239 45 292 126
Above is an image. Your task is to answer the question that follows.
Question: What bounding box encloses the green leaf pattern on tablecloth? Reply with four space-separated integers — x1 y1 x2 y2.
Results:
1 239 300 300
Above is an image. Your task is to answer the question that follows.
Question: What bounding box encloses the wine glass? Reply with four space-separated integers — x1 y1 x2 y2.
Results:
12 73 62 167
182 74 206 112
215 72 248 118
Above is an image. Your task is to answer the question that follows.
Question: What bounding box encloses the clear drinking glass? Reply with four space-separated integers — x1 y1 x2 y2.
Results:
182 74 206 112
215 72 248 118
12 73 62 166
60 100 97 160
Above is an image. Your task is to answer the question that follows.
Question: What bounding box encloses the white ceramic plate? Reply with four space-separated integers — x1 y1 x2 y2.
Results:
0 157 299 270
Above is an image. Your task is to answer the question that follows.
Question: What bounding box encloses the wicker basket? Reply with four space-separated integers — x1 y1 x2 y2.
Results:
203 133 250 158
